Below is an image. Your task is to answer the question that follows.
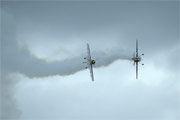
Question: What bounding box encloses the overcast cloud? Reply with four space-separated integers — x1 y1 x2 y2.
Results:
0 1 179 120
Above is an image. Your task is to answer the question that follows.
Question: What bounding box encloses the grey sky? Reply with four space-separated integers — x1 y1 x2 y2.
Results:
0 1 179 120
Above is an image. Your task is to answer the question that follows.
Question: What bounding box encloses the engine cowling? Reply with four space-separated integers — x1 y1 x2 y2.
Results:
91 60 95 64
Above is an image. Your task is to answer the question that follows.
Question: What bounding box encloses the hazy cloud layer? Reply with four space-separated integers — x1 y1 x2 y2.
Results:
0 4 132 119
1 1 179 120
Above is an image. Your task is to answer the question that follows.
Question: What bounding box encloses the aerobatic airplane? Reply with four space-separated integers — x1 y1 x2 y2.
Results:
132 40 144 79
83 43 96 81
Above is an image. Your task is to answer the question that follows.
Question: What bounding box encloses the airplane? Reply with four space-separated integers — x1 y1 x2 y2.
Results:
83 43 96 81
132 40 144 79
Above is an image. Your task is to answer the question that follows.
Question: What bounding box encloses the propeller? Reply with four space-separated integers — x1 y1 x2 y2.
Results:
140 53 144 65
140 63 144 65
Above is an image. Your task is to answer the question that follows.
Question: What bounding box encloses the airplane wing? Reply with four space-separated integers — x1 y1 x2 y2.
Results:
89 64 94 81
87 43 91 60
86 43 94 81
136 62 138 79
136 40 138 57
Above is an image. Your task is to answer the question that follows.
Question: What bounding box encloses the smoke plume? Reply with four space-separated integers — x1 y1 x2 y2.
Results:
0 10 132 119
2 42 132 78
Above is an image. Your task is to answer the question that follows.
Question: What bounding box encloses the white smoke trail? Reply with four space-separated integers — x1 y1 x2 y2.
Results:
0 10 132 119
2 46 132 78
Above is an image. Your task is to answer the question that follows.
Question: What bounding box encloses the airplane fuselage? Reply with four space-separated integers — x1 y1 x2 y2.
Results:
132 57 141 62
